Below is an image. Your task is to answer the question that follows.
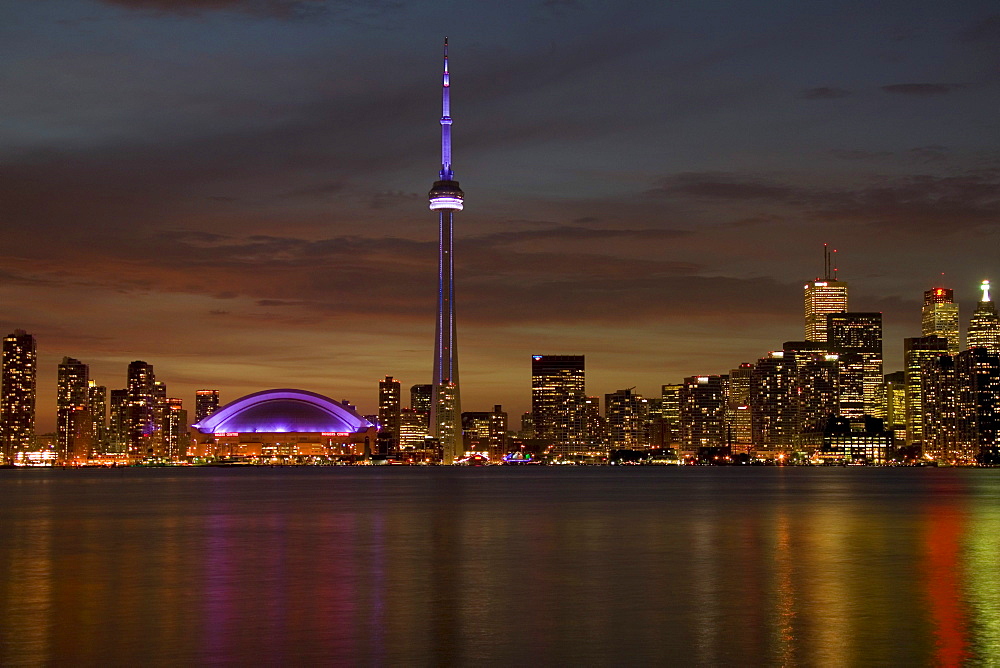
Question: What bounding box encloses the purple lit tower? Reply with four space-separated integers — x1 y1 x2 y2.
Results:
428 38 464 463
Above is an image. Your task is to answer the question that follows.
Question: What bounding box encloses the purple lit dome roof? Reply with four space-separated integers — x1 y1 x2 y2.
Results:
192 389 373 434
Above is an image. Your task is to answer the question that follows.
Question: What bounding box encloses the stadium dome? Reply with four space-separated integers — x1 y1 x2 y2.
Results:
192 389 373 434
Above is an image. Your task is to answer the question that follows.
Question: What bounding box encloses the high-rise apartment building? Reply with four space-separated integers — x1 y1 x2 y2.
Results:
584 396 607 448
88 381 108 457
804 246 847 343
750 351 798 449
195 390 220 423
57 357 91 464
922 287 960 353
827 312 885 418
968 280 1000 354
920 353 959 461
164 398 188 461
531 355 586 449
410 384 432 416
378 376 402 451
726 364 754 450
126 360 157 462
884 371 907 442
109 389 128 455
956 347 1000 464
661 384 681 446
398 408 429 450
679 375 725 450
903 336 950 448
605 388 648 449
1 330 36 463
783 343 841 441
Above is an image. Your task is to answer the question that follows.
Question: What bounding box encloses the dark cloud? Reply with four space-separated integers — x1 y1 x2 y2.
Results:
881 83 965 96
100 0 328 19
648 173 800 201
648 170 1000 232
799 87 851 100
957 14 1000 42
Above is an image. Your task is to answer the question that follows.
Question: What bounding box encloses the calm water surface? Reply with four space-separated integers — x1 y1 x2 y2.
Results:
1 467 999 666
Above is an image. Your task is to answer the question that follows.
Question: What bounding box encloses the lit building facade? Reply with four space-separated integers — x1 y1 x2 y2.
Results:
88 381 108 458
1 330 36 463
188 389 377 462
57 357 91 464
126 360 157 462
904 336 950 448
605 388 648 449
679 375 725 450
378 375 401 451
531 354 586 450
827 312 885 418
750 352 798 450
817 416 892 464
195 390 220 423
922 287 960 354
968 280 1000 354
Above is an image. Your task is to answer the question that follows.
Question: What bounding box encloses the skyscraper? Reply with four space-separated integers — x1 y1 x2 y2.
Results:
428 38 464 463
531 355 586 450
827 312 885 417
1 330 36 463
679 375 726 450
378 375 401 451
922 287 960 353
126 360 156 462
57 357 91 464
903 336 949 448
88 381 108 458
967 280 1000 354
804 245 847 342
195 390 220 423
605 388 648 449
164 397 188 461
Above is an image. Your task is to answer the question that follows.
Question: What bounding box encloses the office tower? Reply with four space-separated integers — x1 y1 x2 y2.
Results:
827 312 885 417
884 371 907 441
378 376 402 451
804 245 848 342
461 411 497 457
488 405 508 458
921 353 958 461
410 384 432 415
750 351 798 449
151 380 168 458
88 381 108 457
922 287 960 353
955 347 1000 464
164 398 188 461
57 357 91 464
109 389 128 455
679 375 725 450
903 336 949 448
783 343 841 442
428 38 464 464
819 416 892 464
398 408 429 450
584 396 607 448
660 384 681 446
126 360 157 462
967 280 1000 354
195 390 220 423
605 388 648 449
1 330 36 463
531 355 586 449
726 364 754 451
519 412 534 438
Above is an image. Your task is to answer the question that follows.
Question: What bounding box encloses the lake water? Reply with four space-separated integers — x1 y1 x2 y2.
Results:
1 467 999 666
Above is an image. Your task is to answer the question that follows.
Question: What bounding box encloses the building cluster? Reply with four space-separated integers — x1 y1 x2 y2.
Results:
0 343 219 465
3 269 999 466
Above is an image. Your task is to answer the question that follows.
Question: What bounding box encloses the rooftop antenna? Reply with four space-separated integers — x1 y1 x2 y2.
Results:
439 37 453 181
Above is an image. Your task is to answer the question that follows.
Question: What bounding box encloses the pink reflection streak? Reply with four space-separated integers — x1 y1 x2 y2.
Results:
925 498 971 666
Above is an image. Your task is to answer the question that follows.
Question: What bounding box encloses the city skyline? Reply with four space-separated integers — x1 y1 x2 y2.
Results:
1 1 998 429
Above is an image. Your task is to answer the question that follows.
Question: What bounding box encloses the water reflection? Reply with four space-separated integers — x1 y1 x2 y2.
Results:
1 468 999 665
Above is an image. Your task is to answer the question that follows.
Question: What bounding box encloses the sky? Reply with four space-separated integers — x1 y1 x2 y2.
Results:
1 0 998 430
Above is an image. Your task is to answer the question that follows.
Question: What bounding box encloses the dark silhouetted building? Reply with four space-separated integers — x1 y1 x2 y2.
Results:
2 330 36 463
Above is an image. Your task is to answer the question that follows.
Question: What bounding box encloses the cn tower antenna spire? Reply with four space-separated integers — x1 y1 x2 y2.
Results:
440 37 453 181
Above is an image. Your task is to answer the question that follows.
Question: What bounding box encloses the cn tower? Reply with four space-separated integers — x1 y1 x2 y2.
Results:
428 37 463 463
